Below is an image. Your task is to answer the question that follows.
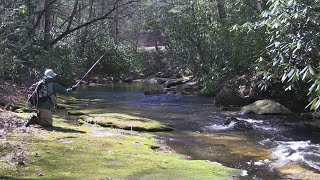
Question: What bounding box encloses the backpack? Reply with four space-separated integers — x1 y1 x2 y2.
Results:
27 80 53 108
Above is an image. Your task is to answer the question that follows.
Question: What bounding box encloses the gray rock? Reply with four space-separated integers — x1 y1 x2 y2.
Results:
164 78 185 88
240 99 293 115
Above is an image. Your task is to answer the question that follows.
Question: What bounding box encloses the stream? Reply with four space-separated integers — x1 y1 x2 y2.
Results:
72 82 320 179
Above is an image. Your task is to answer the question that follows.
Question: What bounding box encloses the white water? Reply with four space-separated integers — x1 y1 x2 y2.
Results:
206 121 236 130
271 140 320 171
237 117 280 131
206 115 320 172
206 117 279 131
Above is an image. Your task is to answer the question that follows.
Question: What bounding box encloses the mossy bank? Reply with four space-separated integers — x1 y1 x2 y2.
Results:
0 113 240 179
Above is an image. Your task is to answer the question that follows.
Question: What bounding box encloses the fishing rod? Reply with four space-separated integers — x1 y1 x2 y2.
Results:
75 51 108 87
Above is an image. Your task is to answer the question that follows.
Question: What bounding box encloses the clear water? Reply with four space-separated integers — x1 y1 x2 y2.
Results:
72 82 320 179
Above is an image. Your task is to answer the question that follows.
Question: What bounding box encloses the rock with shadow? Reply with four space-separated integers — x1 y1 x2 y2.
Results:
239 99 293 115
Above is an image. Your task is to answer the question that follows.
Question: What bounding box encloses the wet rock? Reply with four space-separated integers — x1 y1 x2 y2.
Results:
300 112 313 121
181 81 201 95
220 107 241 111
313 110 320 119
164 86 178 94
224 117 254 131
287 120 320 132
123 75 134 83
239 99 293 115
215 87 246 106
164 78 185 88
155 78 171 84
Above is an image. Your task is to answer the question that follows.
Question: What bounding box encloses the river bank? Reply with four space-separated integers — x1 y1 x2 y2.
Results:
0 82 240 179
2 81 320 179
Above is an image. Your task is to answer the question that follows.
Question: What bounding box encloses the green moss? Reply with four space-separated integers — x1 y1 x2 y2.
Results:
68 109 105 116
80 113 173 132
0 162 15 172
16 113 33 119
56 103 78 109
69 110 173 132
0 116 238 179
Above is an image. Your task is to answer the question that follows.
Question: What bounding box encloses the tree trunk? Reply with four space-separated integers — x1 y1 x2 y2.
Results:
115 0 119 45
44 0 53 49
216 0 226 24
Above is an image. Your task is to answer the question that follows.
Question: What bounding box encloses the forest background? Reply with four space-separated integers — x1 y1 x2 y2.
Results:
0 0 319 111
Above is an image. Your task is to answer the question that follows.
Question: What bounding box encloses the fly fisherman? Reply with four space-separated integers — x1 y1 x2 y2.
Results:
25 69 77 127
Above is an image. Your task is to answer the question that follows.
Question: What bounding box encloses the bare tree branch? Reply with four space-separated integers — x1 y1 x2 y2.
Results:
66 0 79 31
31 0 58 34
49 0 138 46
58 4 90 29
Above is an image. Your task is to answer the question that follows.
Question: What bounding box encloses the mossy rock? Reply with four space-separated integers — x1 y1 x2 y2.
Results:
240 99 293 115
79 113 173 132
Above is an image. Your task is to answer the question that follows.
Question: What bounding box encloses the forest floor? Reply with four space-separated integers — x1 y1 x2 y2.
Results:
0 82 27 106
0 81 239 179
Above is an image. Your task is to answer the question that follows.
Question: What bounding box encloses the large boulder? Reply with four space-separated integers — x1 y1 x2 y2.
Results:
215 87 245 106
239 99 293 115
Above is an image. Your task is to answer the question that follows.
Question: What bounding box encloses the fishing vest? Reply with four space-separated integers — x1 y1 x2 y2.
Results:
46 81 57 107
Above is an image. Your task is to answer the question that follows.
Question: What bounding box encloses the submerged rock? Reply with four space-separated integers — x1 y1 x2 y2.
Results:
239 99 293 115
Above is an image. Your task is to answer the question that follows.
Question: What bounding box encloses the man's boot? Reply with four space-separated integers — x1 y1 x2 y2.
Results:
25 115 39 127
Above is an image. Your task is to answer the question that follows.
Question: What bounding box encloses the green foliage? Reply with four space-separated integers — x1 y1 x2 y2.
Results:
258 0 320 109
165 0 264 94
36 46 77 81
0 0 141 84
0 0 33 82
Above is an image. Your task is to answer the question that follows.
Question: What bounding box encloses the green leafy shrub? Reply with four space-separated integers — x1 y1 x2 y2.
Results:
258 0 320 109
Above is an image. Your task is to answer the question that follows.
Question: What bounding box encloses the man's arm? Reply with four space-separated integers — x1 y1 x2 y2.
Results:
53 82 71 95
